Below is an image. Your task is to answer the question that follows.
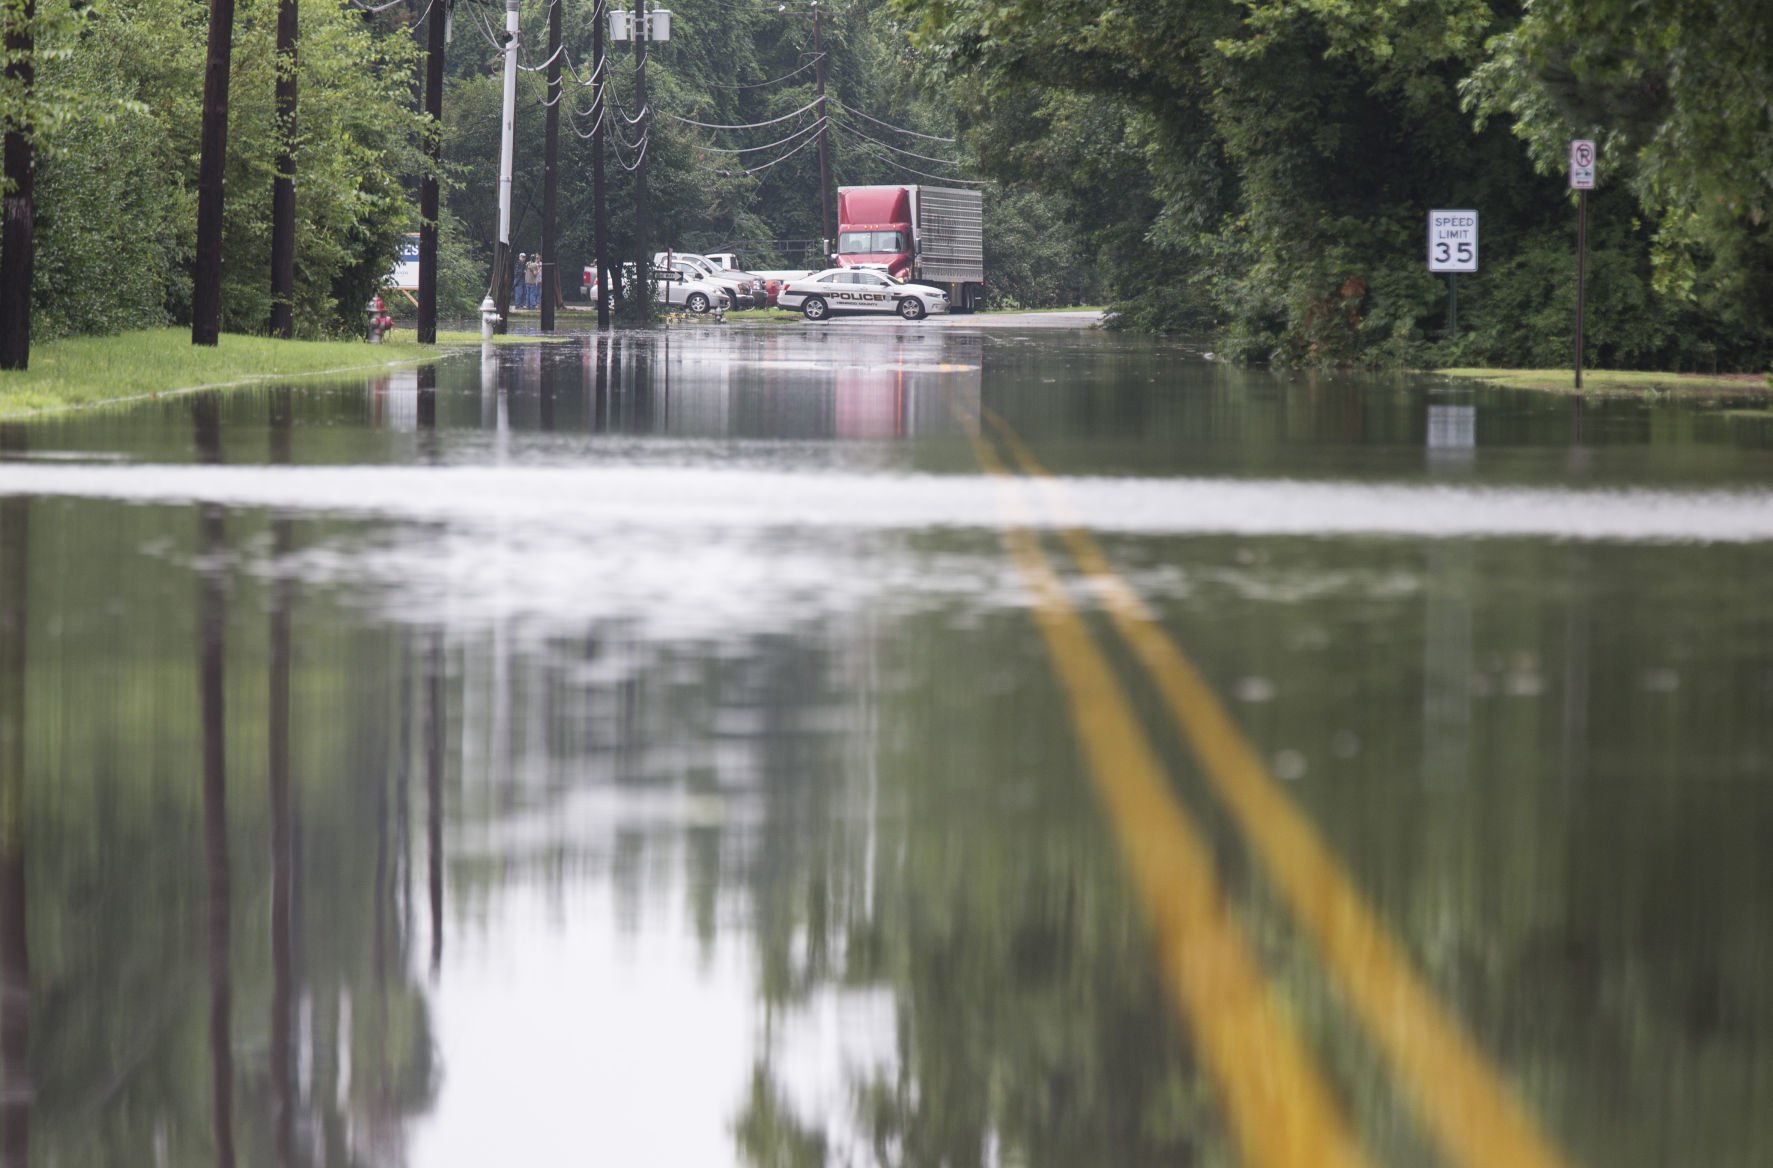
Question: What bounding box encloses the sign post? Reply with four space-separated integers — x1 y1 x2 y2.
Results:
1427 210 1478 339
1569 140 1596 389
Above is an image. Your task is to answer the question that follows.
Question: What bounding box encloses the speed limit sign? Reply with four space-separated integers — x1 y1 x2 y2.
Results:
1427 209 1478 273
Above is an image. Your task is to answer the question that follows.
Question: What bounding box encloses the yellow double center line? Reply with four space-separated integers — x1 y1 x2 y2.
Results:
955 398 1574 1168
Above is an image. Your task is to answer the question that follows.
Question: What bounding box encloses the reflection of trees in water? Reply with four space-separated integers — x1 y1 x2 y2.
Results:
725 609 1221 1168
2 485 31 1168
195 396 236 1168
8 402 438 1167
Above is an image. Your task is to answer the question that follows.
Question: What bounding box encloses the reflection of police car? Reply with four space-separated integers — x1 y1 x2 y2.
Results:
776 268 950 321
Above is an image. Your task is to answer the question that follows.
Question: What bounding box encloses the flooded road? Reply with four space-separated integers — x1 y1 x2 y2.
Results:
2 326 1772 1167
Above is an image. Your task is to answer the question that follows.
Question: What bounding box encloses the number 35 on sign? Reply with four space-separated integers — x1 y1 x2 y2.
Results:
1427 209 1478 273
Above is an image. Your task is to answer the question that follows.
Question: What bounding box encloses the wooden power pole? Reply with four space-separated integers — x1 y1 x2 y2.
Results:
418 0 446 344
813 4 832 253
593 0 609 329
541 0 562 331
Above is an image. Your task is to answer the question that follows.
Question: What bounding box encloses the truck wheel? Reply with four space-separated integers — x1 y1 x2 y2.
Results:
686 292 711 314
802 296 829 321
897 297 926 321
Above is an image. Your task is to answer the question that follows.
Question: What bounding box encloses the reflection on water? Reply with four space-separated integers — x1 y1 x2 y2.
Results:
1 328 1772 1165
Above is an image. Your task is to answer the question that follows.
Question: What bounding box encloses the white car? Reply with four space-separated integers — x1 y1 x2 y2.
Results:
776 268 950 321
654 252 764 308
652 267 730 314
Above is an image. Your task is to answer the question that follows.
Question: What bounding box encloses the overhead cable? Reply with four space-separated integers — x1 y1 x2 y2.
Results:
702 54 823 90
712 128 824 177
570 102 610 140
691 117 825 155
830 118 961 166
836 134 987 185
834 102 956 143
665 97 822 131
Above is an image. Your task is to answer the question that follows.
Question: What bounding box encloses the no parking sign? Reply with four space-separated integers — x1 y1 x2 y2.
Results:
1570 140 1596 190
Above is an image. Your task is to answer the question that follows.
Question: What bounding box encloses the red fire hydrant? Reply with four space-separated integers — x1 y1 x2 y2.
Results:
366 294 394 343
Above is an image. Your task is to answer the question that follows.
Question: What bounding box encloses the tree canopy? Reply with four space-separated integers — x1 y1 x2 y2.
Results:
896 0 1773 368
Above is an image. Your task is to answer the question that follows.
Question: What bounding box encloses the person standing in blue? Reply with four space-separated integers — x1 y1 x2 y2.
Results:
524 253 543 309
512 253 527 309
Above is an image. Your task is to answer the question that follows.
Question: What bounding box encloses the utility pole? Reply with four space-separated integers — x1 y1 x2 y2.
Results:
267 0 298 338
418 0 448 344
540 0 561 331
592 0 609 329
812 1 832 255
0 0 37 369
633 0 651 323
191 0 240 345
491 0 520 335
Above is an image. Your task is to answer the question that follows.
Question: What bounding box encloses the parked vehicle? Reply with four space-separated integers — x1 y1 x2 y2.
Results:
776 268 950 321
580 262 727 312
653 252 765 308
652 267 730 314
835 185 984 313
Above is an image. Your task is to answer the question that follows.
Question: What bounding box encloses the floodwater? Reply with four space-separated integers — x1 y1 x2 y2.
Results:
2 324 1772 1168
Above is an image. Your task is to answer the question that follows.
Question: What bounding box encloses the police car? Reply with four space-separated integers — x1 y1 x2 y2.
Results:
776 268 950 321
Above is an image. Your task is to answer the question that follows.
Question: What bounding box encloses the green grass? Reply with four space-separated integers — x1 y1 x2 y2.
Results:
982 304 1107 314
1437 367 1772 396
0 326 574 419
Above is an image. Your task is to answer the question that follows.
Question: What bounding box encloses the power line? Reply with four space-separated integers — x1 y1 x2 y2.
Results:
830 117 961 166
665 97 822 131
835 131 988 185
712 128 823 177
691 116 825 155
702 54 823 90
834 101 956 143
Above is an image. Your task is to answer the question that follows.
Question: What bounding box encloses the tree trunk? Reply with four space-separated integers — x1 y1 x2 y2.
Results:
0 0 36 370
267 0 298 338
192 0 238 345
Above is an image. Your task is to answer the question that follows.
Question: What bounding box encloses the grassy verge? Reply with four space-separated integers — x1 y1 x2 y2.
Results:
1437 367 1771 396
983 304 1107 314
0 327 571 420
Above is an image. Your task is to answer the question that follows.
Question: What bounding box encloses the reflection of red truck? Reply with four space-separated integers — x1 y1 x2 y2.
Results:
835 185 984 313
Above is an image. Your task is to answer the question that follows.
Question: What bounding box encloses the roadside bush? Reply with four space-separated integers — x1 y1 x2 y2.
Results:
31 0 424 340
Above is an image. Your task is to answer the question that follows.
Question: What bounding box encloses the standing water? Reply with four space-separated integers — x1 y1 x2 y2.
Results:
2 324 1772 1167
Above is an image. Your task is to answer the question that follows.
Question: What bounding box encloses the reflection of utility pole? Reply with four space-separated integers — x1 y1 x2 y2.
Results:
540 0 562 331
813 2 832 253
491 0 520 335
425 628 444 973
417 0 448 344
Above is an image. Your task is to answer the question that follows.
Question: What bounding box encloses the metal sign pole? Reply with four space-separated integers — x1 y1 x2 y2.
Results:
1568 139 1596 390
1574 188 1587 390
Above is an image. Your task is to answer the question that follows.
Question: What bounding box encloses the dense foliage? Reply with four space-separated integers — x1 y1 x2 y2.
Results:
895 0 1773 368
23 0 424 338
6 0 1768 361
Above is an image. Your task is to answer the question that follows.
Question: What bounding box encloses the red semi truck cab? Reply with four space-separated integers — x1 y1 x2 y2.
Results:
835 185 985 313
